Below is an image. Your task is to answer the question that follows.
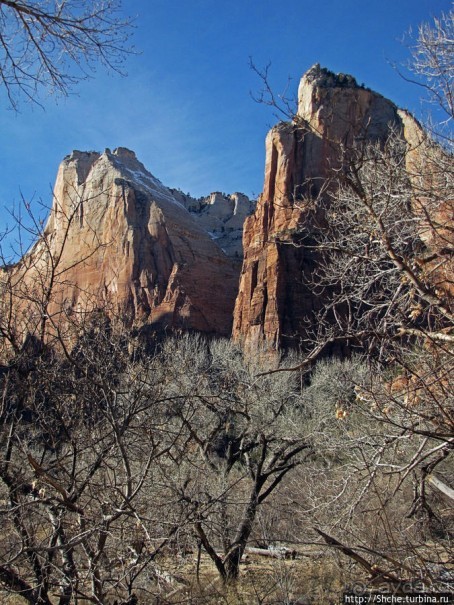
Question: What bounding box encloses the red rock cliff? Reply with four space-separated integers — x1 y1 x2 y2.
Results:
3 148 241 341
232 65 405 349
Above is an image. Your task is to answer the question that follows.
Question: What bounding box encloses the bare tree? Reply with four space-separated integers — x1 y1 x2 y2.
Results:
249 9 453 591
0 196 185 604
0 318 191 604
281 355 453 591
292 12 453 589
404 8 453 129
0 0 133 109
0 186 109 356
155 335 311 583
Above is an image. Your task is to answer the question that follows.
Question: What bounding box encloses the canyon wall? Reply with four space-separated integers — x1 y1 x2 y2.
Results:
2 147 249 341
232 64 406 349
3 65 448 354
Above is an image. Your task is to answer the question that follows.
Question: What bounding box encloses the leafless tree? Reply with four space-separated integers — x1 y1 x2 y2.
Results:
250 9 453 590
277 355 452 591
0 192 317 598
404 8 453 132
0 317 194 604
0 0 133 110
0 185 110 357
155 335 311 583
289 12 453 589
0 195 186 604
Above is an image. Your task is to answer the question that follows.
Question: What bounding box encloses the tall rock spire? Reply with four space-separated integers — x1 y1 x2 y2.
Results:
232 66 407 349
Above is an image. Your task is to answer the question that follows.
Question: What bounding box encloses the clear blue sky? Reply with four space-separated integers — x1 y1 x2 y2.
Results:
0 0 450 240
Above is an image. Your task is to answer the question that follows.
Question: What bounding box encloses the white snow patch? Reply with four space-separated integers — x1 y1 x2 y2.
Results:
207 231 223 240
106 152 186 209
123 167 186 208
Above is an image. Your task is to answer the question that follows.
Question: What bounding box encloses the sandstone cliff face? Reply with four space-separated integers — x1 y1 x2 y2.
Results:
232 65 406 349
4 148 243 339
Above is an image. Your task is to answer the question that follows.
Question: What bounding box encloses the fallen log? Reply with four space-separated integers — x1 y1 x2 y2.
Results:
314 528 404 585
427 473 454 502
245 546 297 560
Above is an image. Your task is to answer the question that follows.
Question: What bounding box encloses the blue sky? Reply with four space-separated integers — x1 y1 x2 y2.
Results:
0 0 451 241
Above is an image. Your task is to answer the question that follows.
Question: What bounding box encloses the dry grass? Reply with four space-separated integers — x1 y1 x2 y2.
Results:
0 553 355 604
129 550 359 604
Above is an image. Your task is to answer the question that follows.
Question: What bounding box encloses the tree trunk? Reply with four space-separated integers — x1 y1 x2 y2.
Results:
222 484 261 581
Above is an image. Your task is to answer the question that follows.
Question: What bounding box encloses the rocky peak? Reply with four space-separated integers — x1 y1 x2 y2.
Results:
7 149 244 341
233 66 409 350
168 188 256 259
231 192 251 215
61 150 100 186
302 63 360 89
297 64 399 143
112 146 138 161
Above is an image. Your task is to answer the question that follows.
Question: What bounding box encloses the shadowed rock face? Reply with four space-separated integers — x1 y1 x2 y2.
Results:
5 147 242 338
232 65 408 349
